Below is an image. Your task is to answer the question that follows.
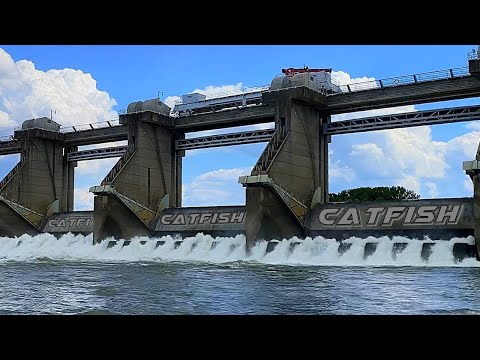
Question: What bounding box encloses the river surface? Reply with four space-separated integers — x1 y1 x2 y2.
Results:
0 233 479 314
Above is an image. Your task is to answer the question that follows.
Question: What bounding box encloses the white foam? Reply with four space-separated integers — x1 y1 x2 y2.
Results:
0 232 478 267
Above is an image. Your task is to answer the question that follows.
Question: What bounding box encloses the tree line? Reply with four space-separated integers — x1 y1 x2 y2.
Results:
329 186 420 202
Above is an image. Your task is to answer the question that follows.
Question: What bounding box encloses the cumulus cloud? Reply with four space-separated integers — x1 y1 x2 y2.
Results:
331 70 376 90
183 167 251 206
163 96 181 111
465 122 480 130
0 110 15 129
424 182 439 198
330 161 355 182
0 48 118 131
74 187 94 211
464 176 473 193
397 175 421 194
76 157 119 177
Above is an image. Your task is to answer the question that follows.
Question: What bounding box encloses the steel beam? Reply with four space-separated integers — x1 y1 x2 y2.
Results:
176 129 275 151
67 145 127 162
323 105 480 135
0 139 21 155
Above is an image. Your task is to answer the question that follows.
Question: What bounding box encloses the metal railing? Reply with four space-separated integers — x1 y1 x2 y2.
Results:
101 144 136 184
176 129 275 151
12 119 121 134
173 85 271 104
336 66 470 94
59 119 121 133
0 194 44 228
468 50 479 60
0 135 15 142
67 145 128 162
325 104 480 135
238 174 308 225
0 161 24 190
90 184 156 226
252 124 287 174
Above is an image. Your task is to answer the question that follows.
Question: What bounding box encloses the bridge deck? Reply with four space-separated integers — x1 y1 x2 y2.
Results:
327 76 480 114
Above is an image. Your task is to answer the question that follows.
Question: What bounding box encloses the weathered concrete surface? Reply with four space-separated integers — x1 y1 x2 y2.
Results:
470 59 480 80
307 198 473 240
93 111 183 242
2 129 73 214
244 87 325 248
265 88 325 203
153 206 246 237
64 125 128 146
175 105 275 132
327 76 480 114
473 142 480 258
42 211 93 235
93 195 150 242
245 187 305 249
0 201 38 237
111 111 180 208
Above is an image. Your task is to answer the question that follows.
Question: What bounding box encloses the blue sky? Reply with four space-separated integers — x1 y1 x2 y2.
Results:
0 45 479 210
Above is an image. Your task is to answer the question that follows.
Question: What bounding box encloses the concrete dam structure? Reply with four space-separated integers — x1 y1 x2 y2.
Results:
1 58 480 262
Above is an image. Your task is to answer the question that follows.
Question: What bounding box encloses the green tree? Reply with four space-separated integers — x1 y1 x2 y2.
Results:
329 186 420 202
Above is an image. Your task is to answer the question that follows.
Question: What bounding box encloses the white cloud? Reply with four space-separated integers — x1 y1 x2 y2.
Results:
0 48 118 131
330 161 355 182
164 96 181 111
446 131 480 158
465 122 480 130
74 187 94 210
76 157 119 177
183 167 251 206
424 182 439 198
165 83 247 116
350 143 384 159
331 70 376 89
0 110 15 129
464 176 473 193
196 168 250 182
397 175 420 193
192 83 243 99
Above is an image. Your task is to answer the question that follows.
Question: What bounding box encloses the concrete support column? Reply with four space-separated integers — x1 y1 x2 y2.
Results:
244 87 327 249
93 110 179 242
63 145 77 212
2 129 67 214
473 145 480 258
319 113 330 203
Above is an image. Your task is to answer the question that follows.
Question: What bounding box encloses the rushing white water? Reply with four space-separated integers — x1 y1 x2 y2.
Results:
0 232 478 267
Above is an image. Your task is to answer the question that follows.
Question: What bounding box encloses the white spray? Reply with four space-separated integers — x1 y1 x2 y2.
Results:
0 232 478 267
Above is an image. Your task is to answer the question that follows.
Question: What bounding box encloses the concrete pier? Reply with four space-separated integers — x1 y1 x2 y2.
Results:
91 101 183 242
241 87 327 248
0 119 75 236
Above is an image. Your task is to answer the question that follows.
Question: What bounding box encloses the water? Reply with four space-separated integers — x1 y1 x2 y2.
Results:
1 232 480 314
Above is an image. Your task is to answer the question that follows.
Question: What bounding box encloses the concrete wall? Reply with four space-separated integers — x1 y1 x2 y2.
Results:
93 195 151 242
307 198 473 240
244 87 327 247
0 202 38 237
2 129 72 214
245 187 305 248
153 206 246 237
111 114 181 209
42 211 93 234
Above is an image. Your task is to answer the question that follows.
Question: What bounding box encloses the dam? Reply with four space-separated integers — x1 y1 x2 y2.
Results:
1 56 480 262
